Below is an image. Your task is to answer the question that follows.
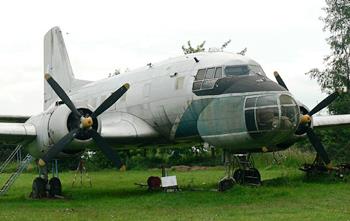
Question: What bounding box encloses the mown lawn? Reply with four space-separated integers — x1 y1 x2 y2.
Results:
0 166 349 221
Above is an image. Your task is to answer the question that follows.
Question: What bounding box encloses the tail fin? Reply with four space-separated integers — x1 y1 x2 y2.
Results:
43 27 90 110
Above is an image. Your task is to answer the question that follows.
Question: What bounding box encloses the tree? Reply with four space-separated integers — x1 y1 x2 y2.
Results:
182 41 206 54
303 1 350 162
306 0 350 115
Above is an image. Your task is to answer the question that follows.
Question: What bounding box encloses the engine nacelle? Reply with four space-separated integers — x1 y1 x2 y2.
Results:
26 103 100 158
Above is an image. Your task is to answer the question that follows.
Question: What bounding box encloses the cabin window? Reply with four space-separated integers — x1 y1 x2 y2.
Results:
175 77 184 90
225 65 249 76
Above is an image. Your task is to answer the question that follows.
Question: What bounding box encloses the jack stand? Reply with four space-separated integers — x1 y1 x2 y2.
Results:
72 160 92 187
299 154 328 176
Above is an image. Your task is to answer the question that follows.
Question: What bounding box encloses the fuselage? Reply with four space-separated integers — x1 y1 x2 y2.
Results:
27 51 302 157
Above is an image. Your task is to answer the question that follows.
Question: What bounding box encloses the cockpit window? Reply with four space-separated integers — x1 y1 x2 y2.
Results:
214 67 222 78
195 69 206 80
193 67 222 91
205 68 215 79
225 65 249 76
249 65 266 76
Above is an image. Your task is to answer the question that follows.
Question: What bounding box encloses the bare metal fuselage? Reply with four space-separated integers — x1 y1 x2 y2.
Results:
25 52 302 158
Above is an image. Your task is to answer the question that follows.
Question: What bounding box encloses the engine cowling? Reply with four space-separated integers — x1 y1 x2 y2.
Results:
26 103 100 158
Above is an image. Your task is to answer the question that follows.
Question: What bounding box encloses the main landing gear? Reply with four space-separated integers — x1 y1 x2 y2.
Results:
31 159 62 199
218 153 261 191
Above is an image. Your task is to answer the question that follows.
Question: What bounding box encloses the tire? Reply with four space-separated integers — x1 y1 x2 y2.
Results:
31 177 46 199
233 169 244 184
249 168 261 185
49 177 62 197
218 178 235 192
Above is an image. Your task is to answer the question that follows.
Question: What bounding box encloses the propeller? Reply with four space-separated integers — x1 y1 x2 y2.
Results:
39 74 129 168
273 71 339 168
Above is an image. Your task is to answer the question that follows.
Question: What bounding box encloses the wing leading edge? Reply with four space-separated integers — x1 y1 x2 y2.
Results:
0 123 36 145
313 114 350 129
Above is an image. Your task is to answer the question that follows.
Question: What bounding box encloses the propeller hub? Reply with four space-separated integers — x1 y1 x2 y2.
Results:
80 116 93 129
300 114 312 124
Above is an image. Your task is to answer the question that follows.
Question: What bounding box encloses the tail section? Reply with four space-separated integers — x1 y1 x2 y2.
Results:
44 27 90 110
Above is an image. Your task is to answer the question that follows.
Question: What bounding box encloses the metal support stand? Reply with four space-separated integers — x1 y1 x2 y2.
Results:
72 160 92 187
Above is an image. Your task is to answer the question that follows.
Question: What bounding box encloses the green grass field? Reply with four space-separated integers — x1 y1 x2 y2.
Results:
0 166 350 221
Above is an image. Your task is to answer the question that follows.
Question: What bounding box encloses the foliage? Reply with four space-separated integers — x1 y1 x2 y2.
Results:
237 47 247 56
303 0 350 162
306 0 350 94
221 39 231 50
181 40 206 54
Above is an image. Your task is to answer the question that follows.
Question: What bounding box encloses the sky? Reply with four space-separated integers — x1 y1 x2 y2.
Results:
0 0 330 116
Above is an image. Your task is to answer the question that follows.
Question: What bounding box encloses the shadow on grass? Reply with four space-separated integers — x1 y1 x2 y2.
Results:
263 172 348 187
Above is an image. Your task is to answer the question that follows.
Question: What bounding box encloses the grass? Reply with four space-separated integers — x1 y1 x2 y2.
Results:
0 166 350 221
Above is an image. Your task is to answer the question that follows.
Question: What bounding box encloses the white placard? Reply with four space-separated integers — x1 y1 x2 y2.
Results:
161 176 177 188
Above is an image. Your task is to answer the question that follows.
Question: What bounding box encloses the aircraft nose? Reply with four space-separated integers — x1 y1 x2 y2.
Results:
244 93 300 143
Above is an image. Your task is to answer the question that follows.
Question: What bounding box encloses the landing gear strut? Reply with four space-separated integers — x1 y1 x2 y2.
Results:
31 159 62 198
218 152 261 191
232 154 261 186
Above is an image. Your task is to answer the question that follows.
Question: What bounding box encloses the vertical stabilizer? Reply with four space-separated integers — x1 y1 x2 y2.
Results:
44 27 76 110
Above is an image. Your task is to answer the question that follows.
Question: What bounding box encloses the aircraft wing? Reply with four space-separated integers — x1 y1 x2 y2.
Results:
0 115 30 123
313 114 350 129
0 122 36 145
100 112 159 145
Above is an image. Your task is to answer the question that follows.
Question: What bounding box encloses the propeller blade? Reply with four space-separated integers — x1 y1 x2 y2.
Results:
273 71 289 91
306 127 331 166
41 128 79 165
91 83 129 118
89 129 122 168
308 91 339 116
45 74 82 118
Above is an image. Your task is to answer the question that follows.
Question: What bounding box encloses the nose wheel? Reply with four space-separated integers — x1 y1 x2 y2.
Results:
218 152 261 191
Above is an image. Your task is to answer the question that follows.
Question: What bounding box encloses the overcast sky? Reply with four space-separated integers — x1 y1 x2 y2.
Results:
0 0 330 115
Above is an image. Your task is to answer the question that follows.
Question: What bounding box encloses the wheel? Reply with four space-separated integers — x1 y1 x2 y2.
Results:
31 177 46 199
49 177 62 197
218 178 235 191
234 168 261 185
248 168 261 185
233 169 244 184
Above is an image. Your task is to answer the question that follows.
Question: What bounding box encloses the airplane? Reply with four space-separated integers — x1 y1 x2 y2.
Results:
1 26 350 197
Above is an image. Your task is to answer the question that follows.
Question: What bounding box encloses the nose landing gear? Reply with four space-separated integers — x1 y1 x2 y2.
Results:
218 153 261 191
